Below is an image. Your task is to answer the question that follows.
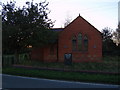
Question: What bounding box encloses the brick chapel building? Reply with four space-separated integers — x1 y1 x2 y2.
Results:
31 15 102 63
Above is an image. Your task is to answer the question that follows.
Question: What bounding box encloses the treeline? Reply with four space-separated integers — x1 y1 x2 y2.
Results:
102 26 120 56
2 1 57 55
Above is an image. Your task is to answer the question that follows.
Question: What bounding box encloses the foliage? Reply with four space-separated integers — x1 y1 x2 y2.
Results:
102 27 113 42
2 1 57 55
18 56 119 73
2 53 29 67
113 22 120 45
101 27 119 56
3 53 119 73
2 54 120 84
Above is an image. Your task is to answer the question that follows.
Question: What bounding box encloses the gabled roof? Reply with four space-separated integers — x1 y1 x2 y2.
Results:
64 15 102 34
51 15 101 35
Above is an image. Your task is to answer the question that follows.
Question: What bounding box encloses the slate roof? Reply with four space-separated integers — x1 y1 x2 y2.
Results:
51 28 64 32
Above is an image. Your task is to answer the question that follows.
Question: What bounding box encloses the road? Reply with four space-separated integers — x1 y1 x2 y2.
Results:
2 74 120 88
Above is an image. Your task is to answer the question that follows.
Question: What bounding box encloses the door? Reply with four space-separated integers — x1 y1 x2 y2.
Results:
64 53 72 65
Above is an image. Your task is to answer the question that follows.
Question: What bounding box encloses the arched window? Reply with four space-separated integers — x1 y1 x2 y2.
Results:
78 33 82 51
84 35 88 51
72 36 77 51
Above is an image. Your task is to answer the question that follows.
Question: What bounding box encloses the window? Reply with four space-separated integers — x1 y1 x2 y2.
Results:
78 33 82 51
84 36 88 51
72 36 77 51
72 33 88 52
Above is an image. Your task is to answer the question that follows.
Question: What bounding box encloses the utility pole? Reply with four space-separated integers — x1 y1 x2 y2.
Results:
118 1 120 24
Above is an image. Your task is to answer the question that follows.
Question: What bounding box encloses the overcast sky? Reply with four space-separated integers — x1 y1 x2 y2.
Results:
1 0 120 31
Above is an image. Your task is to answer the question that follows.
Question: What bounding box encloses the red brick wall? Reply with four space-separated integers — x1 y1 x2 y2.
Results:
31 48 44 61
31 16 102 63
43 45 57 62
58 16 102 62
31 45 57 62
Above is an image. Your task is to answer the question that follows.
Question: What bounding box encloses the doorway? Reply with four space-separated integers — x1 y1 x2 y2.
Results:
64 53 72 65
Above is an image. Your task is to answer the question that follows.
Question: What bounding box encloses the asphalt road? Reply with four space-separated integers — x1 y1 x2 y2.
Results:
2 74 120 88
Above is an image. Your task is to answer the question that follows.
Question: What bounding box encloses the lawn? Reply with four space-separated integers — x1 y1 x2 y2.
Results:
14 56 120 73
2 55 120 85
3 67 120 85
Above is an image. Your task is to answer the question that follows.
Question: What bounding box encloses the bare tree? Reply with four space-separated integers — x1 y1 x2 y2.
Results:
113 23 120 45
64 14 72 27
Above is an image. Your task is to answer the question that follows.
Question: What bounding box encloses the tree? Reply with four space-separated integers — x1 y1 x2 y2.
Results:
113 22 120 45
2 1 57 62
64 14 72 27
102 27 113 42
101 27 117 56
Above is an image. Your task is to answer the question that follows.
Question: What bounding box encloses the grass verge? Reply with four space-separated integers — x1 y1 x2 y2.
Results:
2 67 120 85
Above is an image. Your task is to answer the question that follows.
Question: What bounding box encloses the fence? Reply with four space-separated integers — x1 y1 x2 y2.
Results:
2 53 29 67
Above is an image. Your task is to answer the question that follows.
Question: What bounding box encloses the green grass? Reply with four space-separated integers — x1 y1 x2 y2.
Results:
3 54 120 73
16 56 120 73
2 67 119 85
2 55 120 85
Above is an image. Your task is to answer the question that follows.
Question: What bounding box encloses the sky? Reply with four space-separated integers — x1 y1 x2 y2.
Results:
1 0 120 31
